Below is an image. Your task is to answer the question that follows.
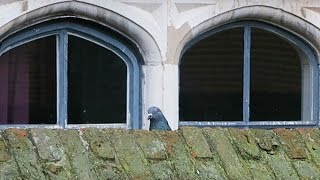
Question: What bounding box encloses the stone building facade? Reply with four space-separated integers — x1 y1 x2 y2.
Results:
0 0 320 130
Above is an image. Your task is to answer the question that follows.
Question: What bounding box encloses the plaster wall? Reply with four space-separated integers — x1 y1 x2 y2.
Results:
0 0 320 129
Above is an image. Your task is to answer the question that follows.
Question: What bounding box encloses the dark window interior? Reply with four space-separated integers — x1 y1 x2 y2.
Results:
0 36 56 124
180 28 244 121
180 26 302 122
68 36 127 124
250 28 301 121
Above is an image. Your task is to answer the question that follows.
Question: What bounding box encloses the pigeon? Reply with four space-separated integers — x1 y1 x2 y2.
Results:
147 106 172 131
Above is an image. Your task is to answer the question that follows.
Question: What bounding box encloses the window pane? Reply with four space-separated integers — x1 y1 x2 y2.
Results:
180 28 244 121
0 36 57 124
68 36 127 124
250 28 301 121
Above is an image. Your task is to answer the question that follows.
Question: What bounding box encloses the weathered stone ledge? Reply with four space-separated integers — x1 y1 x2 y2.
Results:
0 127 320 179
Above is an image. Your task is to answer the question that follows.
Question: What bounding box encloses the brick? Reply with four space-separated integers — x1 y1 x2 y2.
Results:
248 161 275 180
228 129 261 160
265 153 299 180
227 129 275 179
133 130 167 160
252 129 299 179
0 133 20 179
81 128 115 160
229 129 275 179
5 128 46 179
293 161 320 179
203 128 252 180
30 129 66 161
194 160 228 180
81 128 128 179
1 127 320 179
156 131 196 179
274 129 308 159
180 127 212 158
105 129 152 179
180 128 227 179
133 131 176 179
0 135 11 162
149 161 176 180
0 160 21 179
58 129 97 180
30 129 73 179
91 162 128 180
251 129 279 154
297 128 320 167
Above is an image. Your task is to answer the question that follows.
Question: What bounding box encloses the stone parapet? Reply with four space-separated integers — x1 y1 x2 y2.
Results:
1 127 320 179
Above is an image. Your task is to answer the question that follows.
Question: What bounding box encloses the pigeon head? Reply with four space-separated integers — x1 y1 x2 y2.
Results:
147 106 172 131
147 106 163 121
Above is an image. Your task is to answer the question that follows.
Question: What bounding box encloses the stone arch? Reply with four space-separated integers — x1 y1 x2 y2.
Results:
0 1 162 65
176 5 320 65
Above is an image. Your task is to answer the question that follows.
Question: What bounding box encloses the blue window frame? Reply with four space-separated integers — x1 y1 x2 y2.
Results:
179 21 319 128
0 18 141 129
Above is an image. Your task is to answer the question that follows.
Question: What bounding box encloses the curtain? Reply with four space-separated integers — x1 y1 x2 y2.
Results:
0 37 56 124
0 45 30 124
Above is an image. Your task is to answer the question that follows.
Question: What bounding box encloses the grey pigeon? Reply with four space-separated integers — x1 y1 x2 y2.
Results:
147 106 172 131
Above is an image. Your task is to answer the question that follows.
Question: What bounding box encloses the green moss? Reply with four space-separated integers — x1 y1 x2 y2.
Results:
180 127 212 158
4 129 46 179
106 129 153 179
133 130 167 160
81 128 128 179
156 131 196 179
0 160 21 179
263 150 299 179
293 161 320 179
251 129 279 155
194 160 228 180
81 128 115 160
30 129 65 161
274 129 308 159
228 129 261 160
149 161 176 179
247 161 275 180
297 129 320 168
2 127 320 179
30 129 72 179
0 136 11 162
58 129 97 180
203 128 252 180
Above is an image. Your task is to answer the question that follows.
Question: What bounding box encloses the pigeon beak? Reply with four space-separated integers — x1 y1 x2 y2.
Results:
147 113 152 120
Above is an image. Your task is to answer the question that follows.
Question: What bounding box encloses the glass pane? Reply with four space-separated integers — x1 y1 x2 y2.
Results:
68 36 127 124
250 28 301 121
180 28 244 121
0 36 56 124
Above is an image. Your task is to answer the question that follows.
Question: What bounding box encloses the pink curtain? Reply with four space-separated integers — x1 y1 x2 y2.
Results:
0 46 30 124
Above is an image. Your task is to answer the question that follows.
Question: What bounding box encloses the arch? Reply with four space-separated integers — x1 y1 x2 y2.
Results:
0 18 142 129
176 5 320 65
0 1 162 65
179 20 319 127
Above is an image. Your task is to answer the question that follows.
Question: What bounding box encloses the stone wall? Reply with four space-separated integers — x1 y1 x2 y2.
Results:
0 0 320 129
1 127 320 179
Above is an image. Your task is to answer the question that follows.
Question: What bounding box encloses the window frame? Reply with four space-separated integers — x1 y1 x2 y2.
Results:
0 20 141 129
179 21 319 128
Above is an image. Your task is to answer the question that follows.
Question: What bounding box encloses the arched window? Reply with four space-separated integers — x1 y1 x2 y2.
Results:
0 18 141 129
179 21 318 127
